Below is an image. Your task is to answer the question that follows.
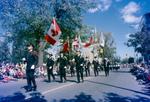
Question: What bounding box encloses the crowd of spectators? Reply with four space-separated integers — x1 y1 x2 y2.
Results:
0 62 26 83
0 61 50 83
130 63 150 85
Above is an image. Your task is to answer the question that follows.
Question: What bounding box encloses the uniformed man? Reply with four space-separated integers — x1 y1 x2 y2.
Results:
70 59 75 77
85 57 91 77
57 53 67 83
92 57 99 77
46 54 55 82
75 51 84 83
106 59 110 76
103 58 110 76
26 43 38 91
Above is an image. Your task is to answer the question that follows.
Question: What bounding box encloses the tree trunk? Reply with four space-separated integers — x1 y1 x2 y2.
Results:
38 40 46 67
38 48 44 67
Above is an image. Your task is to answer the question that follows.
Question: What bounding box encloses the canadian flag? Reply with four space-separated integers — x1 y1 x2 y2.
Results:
45 18 61 45
63 41 69 53
72 36 94 49
84 37 94 47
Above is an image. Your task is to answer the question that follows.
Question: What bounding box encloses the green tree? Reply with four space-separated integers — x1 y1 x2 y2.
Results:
127 32 144 54
127 13 150 63
121 58 128 64
103 32 116 61
78 25 95 41
0 0 51 63
128 57 134 64
0 0 96 64
50 0 96 39
113 56 121 63
0 40 11 63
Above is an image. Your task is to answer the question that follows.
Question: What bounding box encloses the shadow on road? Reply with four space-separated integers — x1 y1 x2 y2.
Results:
66 79 77 83
42 78 77 83
142 84 150 95
0 91 47 102
103 92 150 102
52 92 150 102
53 92 96 102
86 80 150 97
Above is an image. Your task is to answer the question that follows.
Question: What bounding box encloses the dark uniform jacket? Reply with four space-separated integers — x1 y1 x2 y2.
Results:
87 61 91 68
75 55 85 70
46 58 54 68
103 59 107 68
57 56 67 69
92 60 99 68
26 51 38 72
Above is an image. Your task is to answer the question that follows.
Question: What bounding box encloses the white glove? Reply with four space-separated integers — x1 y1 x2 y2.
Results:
80 64 83 66
64 66 67 69
49 66 52 69
31 65 35 69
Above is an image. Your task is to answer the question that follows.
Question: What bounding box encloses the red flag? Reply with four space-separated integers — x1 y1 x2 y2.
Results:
45 35 56 45
84 37 93 47
45 18 61 45
63 41 69 53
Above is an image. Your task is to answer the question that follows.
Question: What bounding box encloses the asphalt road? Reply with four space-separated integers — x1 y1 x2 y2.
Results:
0 68 150 102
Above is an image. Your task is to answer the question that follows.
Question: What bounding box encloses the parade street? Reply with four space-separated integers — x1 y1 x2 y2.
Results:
0 68 150 102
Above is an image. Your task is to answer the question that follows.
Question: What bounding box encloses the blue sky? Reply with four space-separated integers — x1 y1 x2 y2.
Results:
83 0 150 59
